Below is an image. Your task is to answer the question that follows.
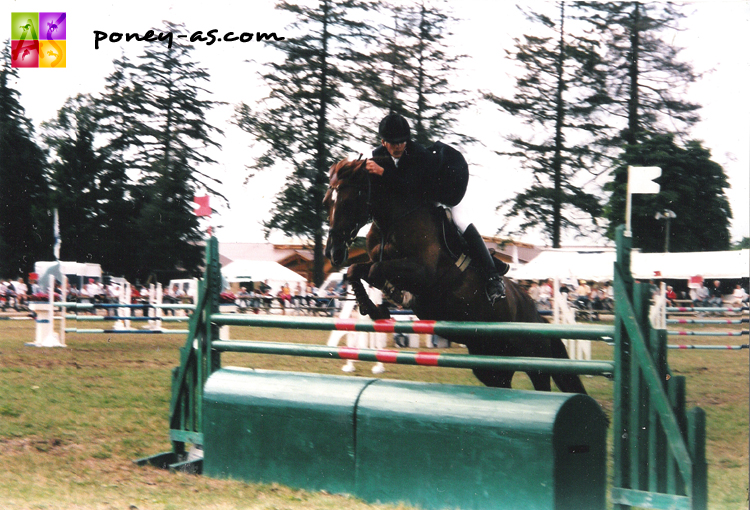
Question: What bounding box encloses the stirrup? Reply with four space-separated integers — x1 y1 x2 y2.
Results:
486 274 506 304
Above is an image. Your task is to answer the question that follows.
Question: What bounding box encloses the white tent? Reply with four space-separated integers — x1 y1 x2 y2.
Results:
34 261 102 289
631 250 750 280
509 249 750 282
34 261 102 278
509 250 617 282
221 260 306 293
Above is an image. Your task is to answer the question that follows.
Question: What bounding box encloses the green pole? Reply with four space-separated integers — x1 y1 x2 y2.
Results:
210 314 615 340
211 340 615 376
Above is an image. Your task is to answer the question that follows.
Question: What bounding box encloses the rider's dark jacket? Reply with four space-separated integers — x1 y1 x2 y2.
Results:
372 140 469 207
372 141 434 204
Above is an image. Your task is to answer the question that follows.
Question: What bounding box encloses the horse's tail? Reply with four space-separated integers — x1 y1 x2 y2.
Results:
549 338 588 395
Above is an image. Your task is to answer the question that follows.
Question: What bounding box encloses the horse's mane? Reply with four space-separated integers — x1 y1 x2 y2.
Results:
324 158 367 210
328 158 366 188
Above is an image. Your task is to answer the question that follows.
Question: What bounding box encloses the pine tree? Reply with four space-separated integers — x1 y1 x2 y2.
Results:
97 25 224 281
42 94 137 277
43 94 106 264
132 23 224 280
573 1 701 146
605 133 732 252
357 1 474 146
96 55 151 171
235 0 377 285
574 3 723 248
0 52 50 278
484 2 609 247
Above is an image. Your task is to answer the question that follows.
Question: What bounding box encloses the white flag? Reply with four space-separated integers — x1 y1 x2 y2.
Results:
628 166 661 194
53 208 61 261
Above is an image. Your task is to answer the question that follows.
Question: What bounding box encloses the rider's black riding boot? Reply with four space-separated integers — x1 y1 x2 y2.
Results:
462 223 508 303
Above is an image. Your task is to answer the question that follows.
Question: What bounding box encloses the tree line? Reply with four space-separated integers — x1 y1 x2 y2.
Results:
0 2 736 286
1 21 220 283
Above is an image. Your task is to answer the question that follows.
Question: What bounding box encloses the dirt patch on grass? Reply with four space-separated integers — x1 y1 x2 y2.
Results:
0 436 82 454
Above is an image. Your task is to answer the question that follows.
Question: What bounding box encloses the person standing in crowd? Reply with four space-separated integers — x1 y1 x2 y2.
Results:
0 281 8 310
278 283 292 314
1 280 17 310
29 276 42 296
292 283 303 314
603 282 615 311
649 279 659 298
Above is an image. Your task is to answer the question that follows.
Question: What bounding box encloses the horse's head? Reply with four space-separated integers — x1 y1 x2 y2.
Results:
324 157 371 267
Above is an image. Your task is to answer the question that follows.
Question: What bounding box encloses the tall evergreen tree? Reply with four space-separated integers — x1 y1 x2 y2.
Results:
0 52 50 278
235 0 376 285
94 55 150 280
97 25 224 281
43 94 106 264
42 94 137 276
605 132 732 252
574 3 719 247
573 1 701 146
484 2 609 247
358 1 474 146
96 55 151 171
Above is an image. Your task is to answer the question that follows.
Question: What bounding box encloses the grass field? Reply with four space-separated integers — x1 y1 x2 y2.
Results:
0 314 747 510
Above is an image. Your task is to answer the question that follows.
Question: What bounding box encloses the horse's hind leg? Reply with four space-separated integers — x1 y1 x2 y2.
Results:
472 368 514 388
467 341 515 388
549 339 587 394
527 371 552 391
552 372 587 394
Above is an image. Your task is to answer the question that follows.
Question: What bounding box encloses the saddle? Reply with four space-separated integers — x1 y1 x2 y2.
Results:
434 206 509 276
434 206 469 265
429 206 476 303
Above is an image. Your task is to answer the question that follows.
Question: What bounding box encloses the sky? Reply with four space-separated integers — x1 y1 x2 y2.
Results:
5 0 750 248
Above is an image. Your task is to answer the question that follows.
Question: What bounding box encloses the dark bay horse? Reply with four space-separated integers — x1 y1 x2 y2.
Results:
324 157 585 393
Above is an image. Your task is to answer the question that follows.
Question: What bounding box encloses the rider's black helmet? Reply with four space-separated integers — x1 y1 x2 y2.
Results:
378 113 410 144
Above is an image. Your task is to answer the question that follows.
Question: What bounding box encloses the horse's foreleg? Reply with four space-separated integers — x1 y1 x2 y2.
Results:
348 258 431 320
347 263 390 320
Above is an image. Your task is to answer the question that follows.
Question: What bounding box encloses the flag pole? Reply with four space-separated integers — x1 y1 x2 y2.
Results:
625 169 633 238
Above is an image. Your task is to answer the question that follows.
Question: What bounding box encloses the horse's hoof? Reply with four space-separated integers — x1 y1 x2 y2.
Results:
369 304 391 321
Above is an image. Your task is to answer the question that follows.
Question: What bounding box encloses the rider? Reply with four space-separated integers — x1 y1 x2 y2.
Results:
365 112 509 303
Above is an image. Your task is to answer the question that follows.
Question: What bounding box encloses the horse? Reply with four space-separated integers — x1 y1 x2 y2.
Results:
324 157 586 393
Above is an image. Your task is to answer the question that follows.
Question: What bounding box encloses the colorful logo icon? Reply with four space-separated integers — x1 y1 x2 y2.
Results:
11 12 67 68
